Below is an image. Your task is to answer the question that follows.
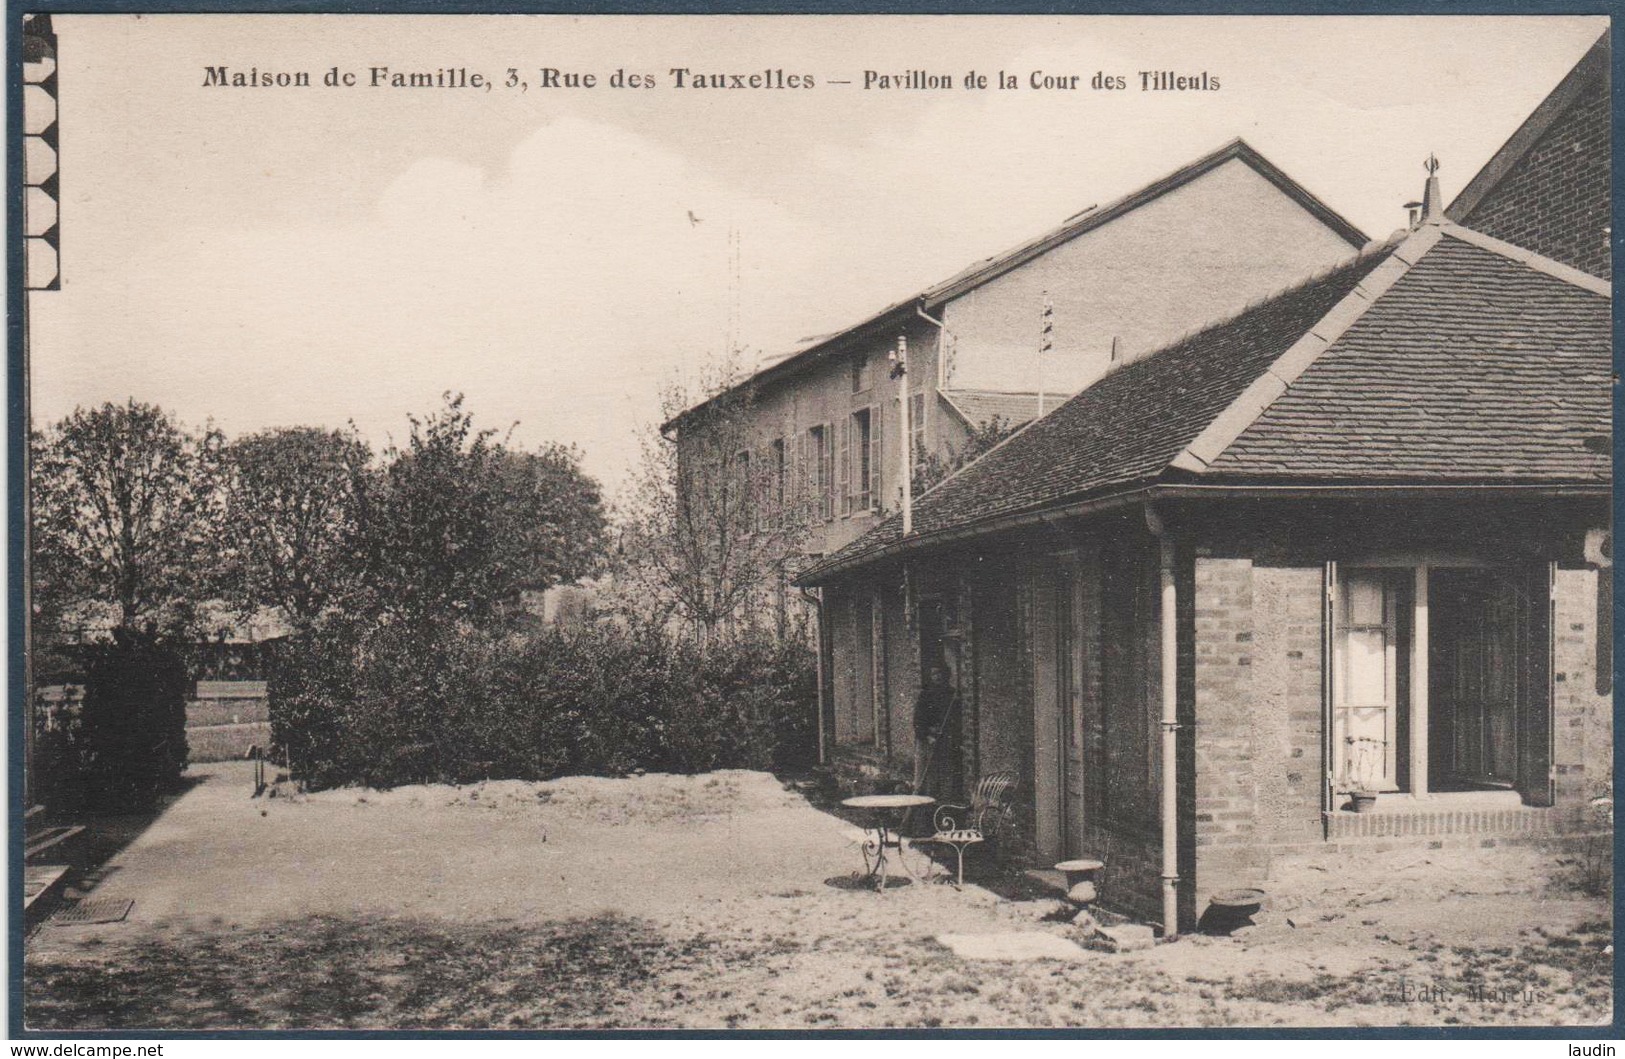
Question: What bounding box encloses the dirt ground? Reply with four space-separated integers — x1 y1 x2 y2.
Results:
24 762 1614 1030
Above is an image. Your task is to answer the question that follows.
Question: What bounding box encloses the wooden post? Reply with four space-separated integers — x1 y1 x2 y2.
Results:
1410 566 1429 797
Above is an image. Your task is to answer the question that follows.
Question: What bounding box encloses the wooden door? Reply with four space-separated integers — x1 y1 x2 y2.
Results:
1431 567 1543 792
1059 567 1087 856
1033 564 1083 861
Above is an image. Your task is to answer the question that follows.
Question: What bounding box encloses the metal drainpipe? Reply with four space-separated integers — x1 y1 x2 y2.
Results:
1145 503 1181 938
915 304 948 391
799 585 828 763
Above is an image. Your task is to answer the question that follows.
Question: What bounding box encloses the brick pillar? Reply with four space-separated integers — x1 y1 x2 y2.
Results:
1192 557 1260 898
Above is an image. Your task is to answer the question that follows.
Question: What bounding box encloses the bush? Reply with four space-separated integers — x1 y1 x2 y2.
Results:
269 619 817 791
32 686 88 816
75 630 190 813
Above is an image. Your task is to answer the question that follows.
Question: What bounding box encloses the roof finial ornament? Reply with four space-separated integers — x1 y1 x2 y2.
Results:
1420 153 1444 225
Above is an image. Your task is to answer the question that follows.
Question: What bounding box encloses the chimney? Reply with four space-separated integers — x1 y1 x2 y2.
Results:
1420 153 1443 224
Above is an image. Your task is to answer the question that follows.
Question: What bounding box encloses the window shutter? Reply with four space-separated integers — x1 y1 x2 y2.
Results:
778 436 790 527
869 404 882 508
822 422 834 520
797 430 809 515
838 414 851 517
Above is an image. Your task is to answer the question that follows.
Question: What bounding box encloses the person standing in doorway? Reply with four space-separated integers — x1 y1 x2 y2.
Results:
913 658 956 795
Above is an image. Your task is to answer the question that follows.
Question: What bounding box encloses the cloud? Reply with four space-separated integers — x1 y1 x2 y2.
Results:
34 115 827 496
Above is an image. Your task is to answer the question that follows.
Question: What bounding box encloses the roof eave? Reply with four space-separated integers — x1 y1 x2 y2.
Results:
667 140 1369 434
660 300 919 435
794 479 1611 586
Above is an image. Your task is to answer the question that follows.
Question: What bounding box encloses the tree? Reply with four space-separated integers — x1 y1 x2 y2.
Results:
216 426 372 628
489 445 608 596
911 413 1017 497
32 400 223 636
620 358 809 640
358 393 609 624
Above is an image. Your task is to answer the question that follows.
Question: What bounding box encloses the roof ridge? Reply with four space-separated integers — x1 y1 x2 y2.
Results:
935 389 976 428
922 137 1367 306
1168 225 1440 473
923 240 1405 506
1437 222 1612 296
664 139 1368 432
1447 30 1609 223
939 387 1049 397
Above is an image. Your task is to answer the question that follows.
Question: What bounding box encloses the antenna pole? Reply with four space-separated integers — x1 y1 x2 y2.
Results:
1038 291 1053 416
892 334 912 536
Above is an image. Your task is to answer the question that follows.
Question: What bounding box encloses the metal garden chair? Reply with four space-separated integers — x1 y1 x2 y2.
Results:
917 770 1019 889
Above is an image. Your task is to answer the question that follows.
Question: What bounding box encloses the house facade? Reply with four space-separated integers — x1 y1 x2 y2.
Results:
664 140 1368 566
798 216 1612 935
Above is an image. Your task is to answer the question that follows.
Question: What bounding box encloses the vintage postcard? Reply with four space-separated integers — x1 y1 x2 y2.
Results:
13 11 1615 1037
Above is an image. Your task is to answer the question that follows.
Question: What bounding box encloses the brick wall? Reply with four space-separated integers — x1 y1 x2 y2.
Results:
1079 821 1162 924
880 578 918 767
1249 564 1326 847
1460 87 1611 279
1191 550 1613 909
1192 557 1264 895
1553 566 1612 809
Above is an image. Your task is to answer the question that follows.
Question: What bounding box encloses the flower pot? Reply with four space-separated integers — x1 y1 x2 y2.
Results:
1349 791 1380 813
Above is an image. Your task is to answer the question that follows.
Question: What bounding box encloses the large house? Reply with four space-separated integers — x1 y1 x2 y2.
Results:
798 201 1611 935
664 140 1368 566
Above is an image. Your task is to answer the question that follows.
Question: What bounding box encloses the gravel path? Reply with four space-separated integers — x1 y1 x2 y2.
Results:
25 762 1613 1029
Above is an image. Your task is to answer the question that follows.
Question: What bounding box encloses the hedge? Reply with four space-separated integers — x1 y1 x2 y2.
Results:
269 618 816 791
34 632 190 815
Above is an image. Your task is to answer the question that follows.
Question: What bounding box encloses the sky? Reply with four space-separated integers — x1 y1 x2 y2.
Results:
28 13 1608 504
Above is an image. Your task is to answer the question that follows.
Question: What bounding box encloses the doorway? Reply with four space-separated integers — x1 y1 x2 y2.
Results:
915 594 964 801
1428 567 1549 798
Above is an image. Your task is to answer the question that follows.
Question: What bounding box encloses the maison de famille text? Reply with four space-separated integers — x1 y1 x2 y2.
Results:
199 66 1222 92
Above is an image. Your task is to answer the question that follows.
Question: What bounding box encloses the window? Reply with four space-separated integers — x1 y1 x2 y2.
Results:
807 424 832 521
850 354 872 394
732 449 752 529
1333 569 1404 792
849 408 873 512
1329 563 1553 806
838 417 850 516
770 437 786 528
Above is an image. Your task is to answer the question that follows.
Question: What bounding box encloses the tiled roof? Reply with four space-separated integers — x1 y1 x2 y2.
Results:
1210 234 1611 481
799 224 1609 583
800 248 1394 578
938 390 1061 431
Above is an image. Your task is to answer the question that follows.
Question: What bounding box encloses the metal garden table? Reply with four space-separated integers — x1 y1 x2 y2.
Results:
841 793 935 892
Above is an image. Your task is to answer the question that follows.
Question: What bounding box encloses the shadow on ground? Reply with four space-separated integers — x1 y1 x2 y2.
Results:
26 912 730 1031
27 772 212 934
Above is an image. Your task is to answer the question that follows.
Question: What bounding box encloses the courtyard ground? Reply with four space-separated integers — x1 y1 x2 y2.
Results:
24 762 1613 1031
